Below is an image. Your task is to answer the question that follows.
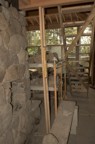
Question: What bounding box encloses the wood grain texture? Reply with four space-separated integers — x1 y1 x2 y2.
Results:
19 0 94 10
50 101 75 144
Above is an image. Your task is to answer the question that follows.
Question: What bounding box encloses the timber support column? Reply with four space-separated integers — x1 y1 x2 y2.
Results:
39 7 50 133
58 6 67 99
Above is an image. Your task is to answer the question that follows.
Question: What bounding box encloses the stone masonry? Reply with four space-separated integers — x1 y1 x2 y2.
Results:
0 1 40 144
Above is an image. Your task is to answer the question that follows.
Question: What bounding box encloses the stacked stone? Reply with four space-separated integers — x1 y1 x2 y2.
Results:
0 1 40 144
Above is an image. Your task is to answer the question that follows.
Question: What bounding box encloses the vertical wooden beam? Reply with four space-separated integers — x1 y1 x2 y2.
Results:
58 6 67 99
76 27 80 61
39 7 50 133
90 19 95 85
60 62 63 100
54 61 57 117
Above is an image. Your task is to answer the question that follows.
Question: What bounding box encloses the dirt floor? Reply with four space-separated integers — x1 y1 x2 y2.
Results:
27 88 95 144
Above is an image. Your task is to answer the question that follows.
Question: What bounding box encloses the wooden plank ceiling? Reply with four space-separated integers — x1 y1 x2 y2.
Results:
18 0 94 30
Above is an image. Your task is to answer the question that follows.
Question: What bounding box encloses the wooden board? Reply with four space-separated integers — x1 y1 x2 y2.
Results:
31 85 58 91
50 101 75 144
19 0 94 10
70 106 78 135
29 63 54 68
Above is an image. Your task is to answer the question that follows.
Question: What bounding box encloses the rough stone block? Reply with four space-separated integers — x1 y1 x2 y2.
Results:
23 78 31 99
0 0 6 7
0 13 8 30
17 49 28 64
22 26 26 37
0 67 6 82
6 129 14 144
0 47 10 69
3 65 19 82
0 104 12 136
0 84 6 105
10 18 22 34
0 34 3 47
2 6 10 22
9 52 19 65
1 30 10 49
12 93 27 110
3 64 26 82
8 34 27 54
9 6 19 19
43 134 59 144
14 132 26 144
19 13 27 26
3 82 11 103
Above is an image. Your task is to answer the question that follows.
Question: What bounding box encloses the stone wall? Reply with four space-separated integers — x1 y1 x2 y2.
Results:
0 1 40 144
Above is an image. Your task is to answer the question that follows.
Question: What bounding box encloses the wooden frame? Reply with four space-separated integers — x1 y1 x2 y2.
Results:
25 0 95 133
66 6 95 57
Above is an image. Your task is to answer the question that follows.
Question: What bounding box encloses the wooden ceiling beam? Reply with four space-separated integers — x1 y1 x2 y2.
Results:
19 0 94 10
63 21 85 27
61 4 93 14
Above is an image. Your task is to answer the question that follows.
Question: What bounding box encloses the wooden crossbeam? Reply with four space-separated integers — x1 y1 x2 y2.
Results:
19 0 94 10
65 6 95 58
61 5 93 14
63 21 85 27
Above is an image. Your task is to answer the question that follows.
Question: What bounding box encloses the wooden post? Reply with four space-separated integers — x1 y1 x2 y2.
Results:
76 27 80 61
60 62 63 100
54 60 57 117
39 7 50 133
58 6 67 99
89 19 95 85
